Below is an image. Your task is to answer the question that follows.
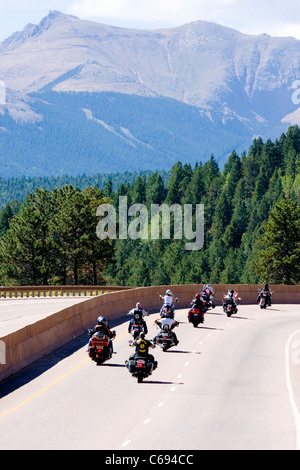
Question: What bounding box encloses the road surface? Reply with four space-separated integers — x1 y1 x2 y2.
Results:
0 297 91 336
0 304 299 450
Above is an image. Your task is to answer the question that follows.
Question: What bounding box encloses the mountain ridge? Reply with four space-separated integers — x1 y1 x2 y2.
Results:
0 11 299 177
1 11 299 111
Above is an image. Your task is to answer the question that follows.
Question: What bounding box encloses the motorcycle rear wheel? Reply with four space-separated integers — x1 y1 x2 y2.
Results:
96 357 105 365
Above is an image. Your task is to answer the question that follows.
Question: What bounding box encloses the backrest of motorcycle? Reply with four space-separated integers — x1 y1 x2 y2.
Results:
92 334 108 347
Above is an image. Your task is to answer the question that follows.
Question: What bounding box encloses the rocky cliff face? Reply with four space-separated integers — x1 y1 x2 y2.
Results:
1 10 299 124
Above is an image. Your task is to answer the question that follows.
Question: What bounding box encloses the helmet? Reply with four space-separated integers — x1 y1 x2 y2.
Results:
264 283 269 289
136 302 141 309
166 289 172 295
195 294 201 299
229 289 234 295
97 316 108 326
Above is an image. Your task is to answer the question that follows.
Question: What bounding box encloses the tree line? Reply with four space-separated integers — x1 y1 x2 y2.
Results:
0 186 113 285
0 125 299 286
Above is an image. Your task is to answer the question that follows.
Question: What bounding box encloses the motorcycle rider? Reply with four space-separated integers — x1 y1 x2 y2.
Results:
191 293 205 310
88 316 116 355
127 302 148 334
223 289 239 312
154 316 179 346
201 284 215 309
189 293 205 322
257 283 272 306
159 289 178 317
128 332 158 372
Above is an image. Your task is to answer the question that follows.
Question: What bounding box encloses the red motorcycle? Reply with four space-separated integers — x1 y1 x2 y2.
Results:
88 331 115 365
188 307 205 327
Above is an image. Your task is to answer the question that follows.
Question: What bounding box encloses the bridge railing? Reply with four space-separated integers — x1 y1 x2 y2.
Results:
0 285 134 299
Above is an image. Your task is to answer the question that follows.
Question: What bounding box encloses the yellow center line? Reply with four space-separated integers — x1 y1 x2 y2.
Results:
0 310 184 419
0 329 128 420
0 358 89 419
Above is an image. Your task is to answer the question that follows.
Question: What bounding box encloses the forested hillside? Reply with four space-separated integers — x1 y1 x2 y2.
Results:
0 169 168 210
0 126 299 286
0 91 254 178
104 126 300 286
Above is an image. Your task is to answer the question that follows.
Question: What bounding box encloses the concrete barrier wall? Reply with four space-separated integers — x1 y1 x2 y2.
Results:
0 283 299 382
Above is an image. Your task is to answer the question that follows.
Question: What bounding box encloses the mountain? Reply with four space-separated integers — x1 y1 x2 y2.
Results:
0 10 299 177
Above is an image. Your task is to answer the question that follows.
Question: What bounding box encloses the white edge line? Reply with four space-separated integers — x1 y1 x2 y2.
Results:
285 329 300 450
121 440 131 447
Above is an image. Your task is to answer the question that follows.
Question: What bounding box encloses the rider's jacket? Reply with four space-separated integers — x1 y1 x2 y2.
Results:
133 338 153 357
128 308 147 321
191 298 204 309
162 294 173 305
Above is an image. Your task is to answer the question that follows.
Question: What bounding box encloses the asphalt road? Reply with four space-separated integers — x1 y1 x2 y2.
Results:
0 304 299 450
0 297 91 336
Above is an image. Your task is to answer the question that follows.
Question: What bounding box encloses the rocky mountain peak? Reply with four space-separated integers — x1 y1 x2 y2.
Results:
0 12 299 125
0 11 78 52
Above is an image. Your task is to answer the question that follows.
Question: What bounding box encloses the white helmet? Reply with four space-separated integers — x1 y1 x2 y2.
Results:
166 289 172 295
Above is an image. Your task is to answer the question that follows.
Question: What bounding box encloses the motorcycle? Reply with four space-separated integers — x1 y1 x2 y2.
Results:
223 300 237 317
154 325 178 352
159 294 179 319
129 321 144 339
258 290 272 309
222 291 240 317
160 304 174 319
88 330 115 365
128 311 147 339
200 288 215 311
188 307 205 327
260 293 266 309
125 355 156 383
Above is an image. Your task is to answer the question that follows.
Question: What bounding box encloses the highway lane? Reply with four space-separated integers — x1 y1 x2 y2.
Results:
0 297 92 336
0 304 299 450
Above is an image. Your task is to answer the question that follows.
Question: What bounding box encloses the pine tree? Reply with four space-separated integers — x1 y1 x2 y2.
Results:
254 199 300 284
145 173 166 207
165 162 184 204
0 189 55 285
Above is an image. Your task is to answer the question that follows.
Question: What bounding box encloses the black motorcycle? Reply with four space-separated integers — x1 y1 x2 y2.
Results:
88 330 115 365
258 290 272 309
125 355 157 383
129 317 145 339
154 326 178 352
160 304 174 319
223 299 237 317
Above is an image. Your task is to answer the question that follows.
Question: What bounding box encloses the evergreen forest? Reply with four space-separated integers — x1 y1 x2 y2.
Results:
0 125 299 287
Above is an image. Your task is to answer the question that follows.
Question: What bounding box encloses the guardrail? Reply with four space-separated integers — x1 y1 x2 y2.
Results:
0 285 134 299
